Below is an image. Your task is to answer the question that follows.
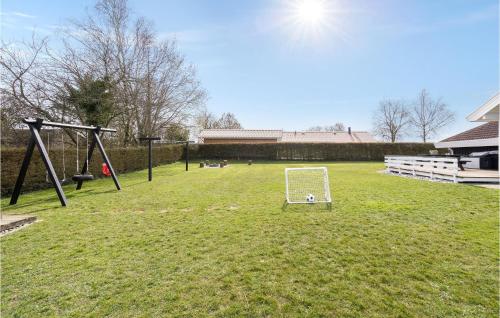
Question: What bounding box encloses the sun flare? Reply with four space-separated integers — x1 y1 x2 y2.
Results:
294 0 327 26
281 0 338 44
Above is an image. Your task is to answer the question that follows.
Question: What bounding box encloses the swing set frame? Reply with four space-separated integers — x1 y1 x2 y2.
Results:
10 118 121 207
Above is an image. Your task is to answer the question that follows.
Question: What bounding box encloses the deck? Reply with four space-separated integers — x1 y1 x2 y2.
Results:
457 169 499 183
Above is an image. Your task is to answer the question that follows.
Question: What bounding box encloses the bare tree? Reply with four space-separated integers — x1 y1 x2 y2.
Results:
1 0 207 146
195 110 218 129
58 0 207 145
410 89 455 142
307 122 345 132
214 112 242 129
195 111 242 129
372 99 410 142
0 36 62 123
332 122 345 131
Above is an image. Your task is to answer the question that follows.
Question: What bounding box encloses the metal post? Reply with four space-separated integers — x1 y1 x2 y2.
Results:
148 140 153 181
185 141 189 171
138 137 160 181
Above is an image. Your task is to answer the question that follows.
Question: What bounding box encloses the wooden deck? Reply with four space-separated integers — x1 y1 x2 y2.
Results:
457 169 499 183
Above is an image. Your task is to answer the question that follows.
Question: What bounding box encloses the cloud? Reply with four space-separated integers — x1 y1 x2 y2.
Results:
1 11 36 19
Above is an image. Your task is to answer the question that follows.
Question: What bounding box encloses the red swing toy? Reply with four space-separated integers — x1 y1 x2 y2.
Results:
102 163 111 176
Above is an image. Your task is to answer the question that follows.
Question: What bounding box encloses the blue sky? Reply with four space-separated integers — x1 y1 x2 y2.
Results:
1 0 498 141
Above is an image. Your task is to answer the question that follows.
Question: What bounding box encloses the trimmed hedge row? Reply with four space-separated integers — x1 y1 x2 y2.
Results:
1 142 436 195
188 143 437 161
1 145 183 195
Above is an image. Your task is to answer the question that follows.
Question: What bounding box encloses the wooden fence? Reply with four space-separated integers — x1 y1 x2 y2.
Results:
385 155 459 182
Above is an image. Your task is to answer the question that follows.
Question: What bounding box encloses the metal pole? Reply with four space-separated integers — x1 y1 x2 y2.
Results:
138 137 160 181
185 141 189 171
148 140 153 181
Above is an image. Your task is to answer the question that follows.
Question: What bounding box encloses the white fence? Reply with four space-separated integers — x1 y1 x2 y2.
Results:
384 156 459 183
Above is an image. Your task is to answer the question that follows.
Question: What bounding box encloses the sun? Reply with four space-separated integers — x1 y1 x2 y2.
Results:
294 0 327 26
280 0 338 44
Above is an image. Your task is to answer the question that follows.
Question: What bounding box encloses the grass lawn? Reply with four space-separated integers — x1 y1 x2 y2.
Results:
1 162 498 317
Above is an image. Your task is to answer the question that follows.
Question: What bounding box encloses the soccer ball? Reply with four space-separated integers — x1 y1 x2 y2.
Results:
306 193 315 203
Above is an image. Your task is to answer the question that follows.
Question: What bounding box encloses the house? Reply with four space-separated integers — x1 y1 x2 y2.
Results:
435 93 499 155
198 128 377 144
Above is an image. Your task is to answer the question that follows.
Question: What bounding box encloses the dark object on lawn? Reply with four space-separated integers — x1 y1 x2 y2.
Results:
248 160 252 165
138 137 161 181
10 118 120 207
72 174 94 182
220 161 224 168
223 160 228 166
200 162 205 168
1 215 37 233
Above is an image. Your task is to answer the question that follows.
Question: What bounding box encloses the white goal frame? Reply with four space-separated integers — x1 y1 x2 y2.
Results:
285 167 332 204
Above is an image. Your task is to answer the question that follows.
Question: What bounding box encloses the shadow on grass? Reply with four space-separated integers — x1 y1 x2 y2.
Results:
2 187 120 212
124 180 150 187
282 201 333 213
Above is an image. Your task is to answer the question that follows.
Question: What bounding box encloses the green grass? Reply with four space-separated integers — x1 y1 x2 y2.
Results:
1 162 498 317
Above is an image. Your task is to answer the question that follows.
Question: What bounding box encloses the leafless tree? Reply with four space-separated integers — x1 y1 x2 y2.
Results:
58 0 207 145
372 99 410 142
195 110 218 129
1 0 207 146
307 122 345 132
410 89 455 142
0 36 63 122
195 111 242 129
214 112 242 129
332 122 345 131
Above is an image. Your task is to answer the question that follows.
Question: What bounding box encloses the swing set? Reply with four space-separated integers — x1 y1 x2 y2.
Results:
10 118 121 207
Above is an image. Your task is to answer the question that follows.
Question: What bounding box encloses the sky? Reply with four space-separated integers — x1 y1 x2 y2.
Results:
1 0 498 141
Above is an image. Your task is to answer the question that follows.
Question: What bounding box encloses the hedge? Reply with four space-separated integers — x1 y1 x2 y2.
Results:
188 143 437 161
1 142 437 195
1 145 183 195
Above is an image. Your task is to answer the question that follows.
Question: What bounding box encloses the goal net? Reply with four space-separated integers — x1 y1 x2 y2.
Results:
285 167 332 204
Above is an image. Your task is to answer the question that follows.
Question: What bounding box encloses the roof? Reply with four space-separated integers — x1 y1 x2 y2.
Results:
281 131 377 143
435 122 499 148
466 92 499 122
199 129 282 140
199 129 377 143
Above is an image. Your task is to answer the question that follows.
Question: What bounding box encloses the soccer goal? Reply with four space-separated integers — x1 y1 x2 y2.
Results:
285 167 332 206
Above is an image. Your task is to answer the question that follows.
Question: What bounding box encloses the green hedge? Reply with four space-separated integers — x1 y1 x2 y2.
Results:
188 143 437 161
1 145 183 195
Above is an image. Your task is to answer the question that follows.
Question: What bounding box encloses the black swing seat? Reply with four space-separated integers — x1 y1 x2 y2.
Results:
72 174 94 182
